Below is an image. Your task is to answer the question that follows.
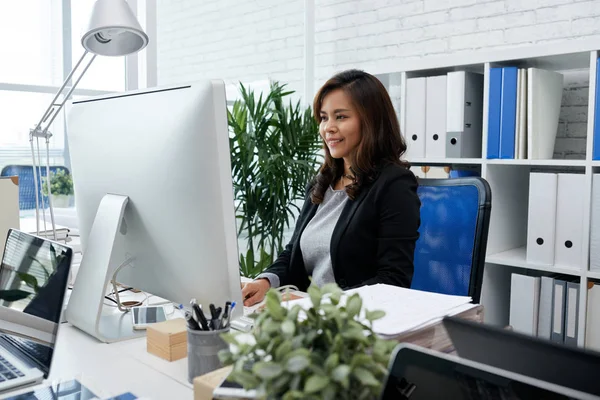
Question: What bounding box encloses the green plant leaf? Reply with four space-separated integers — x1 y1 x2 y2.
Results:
352 367 379 386
351 354 374 369
286 354 310 373
324 353 339 372
229 370 260 388
331 364 351 383
307 287 322 311
304 375 330 394
365 309 386 322
323 384 337 400
346 294 362 319
16 272 38 290
281 319 295 337
275 340 293 361
252 361 283 380
265 290 285 321
282 390 305 400
0 290 30 302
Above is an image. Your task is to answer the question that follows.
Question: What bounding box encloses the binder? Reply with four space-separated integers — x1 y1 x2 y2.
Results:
425 75 447 159
537 276 554 340
499 66 518 159
405 77 426 160
487 67 502 159
564 281 580 347
554 173 585 270
591 174 600 271
446 71 484 158
509 273 540 336
526 173 558 266
593 58 600 160
0 177 20 257
527 67 564 160
585 282 600 352
515 68 527 159
551 279 567 344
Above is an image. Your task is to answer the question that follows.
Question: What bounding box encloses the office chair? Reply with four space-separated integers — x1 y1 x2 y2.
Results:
410 177 491 303
0 165 70 210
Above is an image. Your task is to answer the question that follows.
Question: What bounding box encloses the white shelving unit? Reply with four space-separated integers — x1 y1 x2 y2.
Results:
377 38 600 348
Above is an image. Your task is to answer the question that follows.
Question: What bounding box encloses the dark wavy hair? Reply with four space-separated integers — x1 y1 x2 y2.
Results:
310 69 408 204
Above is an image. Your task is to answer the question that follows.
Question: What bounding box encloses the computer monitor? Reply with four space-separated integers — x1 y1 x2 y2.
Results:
64 81 244 342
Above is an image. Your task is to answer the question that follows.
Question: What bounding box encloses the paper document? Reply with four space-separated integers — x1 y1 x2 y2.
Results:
287 284 473 337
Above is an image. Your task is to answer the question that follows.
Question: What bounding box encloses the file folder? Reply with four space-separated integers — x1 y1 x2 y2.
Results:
405 77 426 160
585 282 600 352
526 173 558 266
487 67 502 159
551 279 567 344
564 281 580 347
590 174 600 271
499 66 518 159
446 71 484 159
515 68 527 159
592 58 600 160
509 273 540 336
425 75 447 159
537 276 554 340
555 173 585 270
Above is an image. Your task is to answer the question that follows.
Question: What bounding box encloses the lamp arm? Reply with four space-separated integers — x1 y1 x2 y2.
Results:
30 50 97 140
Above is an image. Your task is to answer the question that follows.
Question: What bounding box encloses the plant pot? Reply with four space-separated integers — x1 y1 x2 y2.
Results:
50 194 72 208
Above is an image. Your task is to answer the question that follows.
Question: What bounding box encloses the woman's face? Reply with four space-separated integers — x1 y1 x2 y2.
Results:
319 89 361 162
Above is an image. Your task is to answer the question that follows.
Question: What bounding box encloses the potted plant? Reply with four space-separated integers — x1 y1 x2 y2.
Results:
228 81 322 278
41 169 74 208
218 283 397 399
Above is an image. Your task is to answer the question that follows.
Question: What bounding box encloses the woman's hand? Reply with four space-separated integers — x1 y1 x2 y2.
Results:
241 279 271 307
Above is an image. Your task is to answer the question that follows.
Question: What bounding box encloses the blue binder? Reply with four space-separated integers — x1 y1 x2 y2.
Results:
487 68 502 159
499 67 518 159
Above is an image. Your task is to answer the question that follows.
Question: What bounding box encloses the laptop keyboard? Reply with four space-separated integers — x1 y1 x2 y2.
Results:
2 335 52 374
0 355 25 382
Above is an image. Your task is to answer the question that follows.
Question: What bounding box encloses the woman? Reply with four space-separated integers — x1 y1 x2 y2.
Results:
242 69 421 307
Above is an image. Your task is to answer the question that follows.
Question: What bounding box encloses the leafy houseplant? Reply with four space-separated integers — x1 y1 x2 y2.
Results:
41 169 74 208
218 283 398 399
228 82 322 278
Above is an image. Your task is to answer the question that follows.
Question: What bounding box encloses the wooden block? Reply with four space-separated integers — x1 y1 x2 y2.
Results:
146 318 187 362
193 366 232 400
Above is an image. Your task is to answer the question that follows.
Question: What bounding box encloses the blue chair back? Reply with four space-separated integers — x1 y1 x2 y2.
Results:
410 177 491 303
0 165 70 210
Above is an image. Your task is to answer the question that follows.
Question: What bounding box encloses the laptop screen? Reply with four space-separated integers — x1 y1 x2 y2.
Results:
0 229 72 378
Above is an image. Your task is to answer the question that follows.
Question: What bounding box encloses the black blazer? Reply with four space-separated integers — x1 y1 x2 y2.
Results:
263 163 421 292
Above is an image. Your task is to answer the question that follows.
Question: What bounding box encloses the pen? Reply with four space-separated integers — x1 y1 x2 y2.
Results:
209 303 218 330
185 310 200 330
221 301 231 328
190 298 210 331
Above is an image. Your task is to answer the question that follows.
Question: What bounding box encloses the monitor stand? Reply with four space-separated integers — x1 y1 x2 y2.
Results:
65 194 145 343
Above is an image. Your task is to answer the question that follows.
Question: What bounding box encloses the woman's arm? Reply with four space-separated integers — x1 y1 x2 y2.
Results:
362 170 421 288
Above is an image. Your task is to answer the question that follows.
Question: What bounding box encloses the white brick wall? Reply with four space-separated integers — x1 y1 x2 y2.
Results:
157 0 600 157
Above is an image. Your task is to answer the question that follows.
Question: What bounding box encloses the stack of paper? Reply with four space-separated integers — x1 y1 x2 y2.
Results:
287 284 473 338
19 216 71 243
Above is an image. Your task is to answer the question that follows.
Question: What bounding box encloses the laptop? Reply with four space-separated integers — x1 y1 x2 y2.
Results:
380 342 600 400
0 229 72 394
443 316 600 397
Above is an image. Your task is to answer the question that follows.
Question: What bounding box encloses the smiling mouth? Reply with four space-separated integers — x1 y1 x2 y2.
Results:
327 138 344 146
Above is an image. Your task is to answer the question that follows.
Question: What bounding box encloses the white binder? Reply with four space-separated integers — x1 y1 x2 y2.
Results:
537 276 554 340
404 77 426 160
445 71 484 159
551 279 567 344
509 273 541 336
564 281 580 347
590 174 600 271
526 173 558 266
425 75 447 159
0 177 20 257
554 173 585 270
527 68 564 160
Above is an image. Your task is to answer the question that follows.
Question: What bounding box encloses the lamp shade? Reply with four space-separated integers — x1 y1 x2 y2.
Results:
81 0 148 56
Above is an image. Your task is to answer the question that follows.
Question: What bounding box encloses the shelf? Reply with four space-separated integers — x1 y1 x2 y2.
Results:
486 247 582 277
591 161 600 167
407 158 482 166
486 159 586 167
588 270 600 280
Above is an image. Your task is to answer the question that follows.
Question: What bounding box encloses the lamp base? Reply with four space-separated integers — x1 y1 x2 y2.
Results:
65 193 144 343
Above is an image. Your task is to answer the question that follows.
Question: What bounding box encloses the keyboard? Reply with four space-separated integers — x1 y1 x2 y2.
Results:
0 355 25 383
2 335 52 374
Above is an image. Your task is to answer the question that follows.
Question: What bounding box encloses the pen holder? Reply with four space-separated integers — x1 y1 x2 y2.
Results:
187 327 230 384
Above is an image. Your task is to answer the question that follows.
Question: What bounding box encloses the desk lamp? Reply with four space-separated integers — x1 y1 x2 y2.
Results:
28 0 148 238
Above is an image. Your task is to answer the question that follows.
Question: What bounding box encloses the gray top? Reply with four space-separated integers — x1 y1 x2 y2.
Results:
256 186 348 289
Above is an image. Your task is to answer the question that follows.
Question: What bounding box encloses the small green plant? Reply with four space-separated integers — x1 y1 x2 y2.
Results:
218 283 397 400
41 170 73 196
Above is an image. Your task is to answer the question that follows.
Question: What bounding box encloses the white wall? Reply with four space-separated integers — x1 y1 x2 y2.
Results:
157 0 600 158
